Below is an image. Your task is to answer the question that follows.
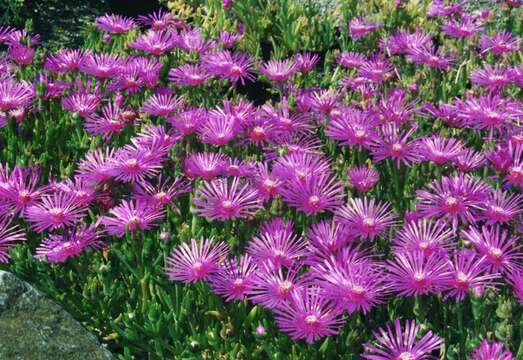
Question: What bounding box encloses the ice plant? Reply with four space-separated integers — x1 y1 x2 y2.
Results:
370 124 420 167
0 218 26 263
362 319 442 359
101 199 165 237
183 152 228 180
347 166 379 193
393 219 455 257
165 238 229 283
259 59 297 82
469 341 515 360
209 255 257 301
96 14 136 34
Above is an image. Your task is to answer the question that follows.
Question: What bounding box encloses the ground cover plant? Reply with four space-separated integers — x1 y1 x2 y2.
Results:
1 0 523 359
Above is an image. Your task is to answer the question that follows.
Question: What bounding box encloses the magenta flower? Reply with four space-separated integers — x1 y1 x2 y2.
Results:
193 177 261 221
335 197 397 240
78 53 124 79
293 52 319 73
24 193 88 233
203 50 255 84
259 59 297 82
307 220 352 258
418 135 464 165
279 173 344 215
219 31 241 48
177 28 215 54
222 158 255 178
101 199 165 237
357 57 394 83
76 147 116 184
168 64 210 86
134 176 191 208
348 18 382 39
52 177 97 206
336 52 366 69
165 238 229 283
376 89 416 125
406 45 455 71
393 219 455 257
45 49 84 74
508 272 523 303
470 341 515 360
130 29 178 56
137 9 177 31
370 124 420 167
445 250 500 301
461 225 523 273
0 165 44 215
454 148 485 172
385 251 452 296
106 142 166 183
307 89 340 114
167 107 205 137
326 109 379 149
96 14 136 34
0 77 34 112
362 319 442 360
252 162 282 201
442 15 482 38
131 56 162 87
61 89 101 118
471 65 511 91
247 218 307 269
140 92 183 117
479 189 523 225
272 153 331 183
132 124 181 149
260 97 313 137
455 95 520 133
273 287 345 344
183 152 228 180
208 255 257 301
84 97 132 140
8 44 34 66
347 166 379 193
248 262 306 309
35 224 104 263
0 218 25 263
416 174 490 229
197 112 241 146
382 29 432 55
480 31 520 56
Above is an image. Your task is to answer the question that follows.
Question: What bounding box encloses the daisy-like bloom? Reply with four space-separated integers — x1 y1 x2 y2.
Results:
193 177 261 221
382 29 432 55
131 56 162 88
273 286 345 344
306 89 340 114
198 112 241 146
376 89 416 125
107 58 148 94
336 52 366 69
470 341 515 360
445 250 500 301
348 166 379 193
247 218 307 268
52 177 97 206
416 174 490 229
362 319 443 360
294 52 319 73
184 152 228 180
306 220 352 260
471 65 512 91
106 142 167 183
454 148 485 172
335 197 397 240
461 225 523 273
35 224 104 263
130 29 178 56
61 89 101 118
76 147 116 184
137 9 177 31
219 31 241 49
240 111 278 146
165 238 229 283
427 0 467 17
455 95 520 133
421 101 461 127
348 17 382 39
370 124 420 167
222 158 256 178
252 162 282 201
132 124 180 149
0 166 44 215
0 26 16 44
357 57 394 84
24 193 88 233
140 92 183 117
393 219 455 257
406 45 455 71
248 262 306 309
272 152 331 183
35 74 70 100
260 96 313 138
168 64 210 86
259 59 297 82
44 49 84 74
208 255 257 301
0 77 34 112
509 65 523 88
480 189 523 225
385 251 452 296
78 53 123 79
167 107 205 137
177 27 216 55
312 256 389 314
202 50 255 85
504 145 523 188
84 96 132 140
0 218 25 263
508 271 523 303
486 146 512 173
326 109 379 149
101 199 165 236
96 14 136 34
8 44 34 66
418 135 464 165
480 31 520 56
280 173 344 215
442 14 482 38
134 176 191 208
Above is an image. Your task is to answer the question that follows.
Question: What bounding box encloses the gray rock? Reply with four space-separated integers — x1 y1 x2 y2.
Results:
0 271 114 360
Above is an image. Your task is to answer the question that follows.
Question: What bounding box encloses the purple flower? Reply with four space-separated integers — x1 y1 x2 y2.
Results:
61 82 101 117
442 15 483 38
0 77 34 112
376 88 416 125
508 271 523 303
307 220 352 259
370 124 420 167
455 95 521 133
193 177 261 221
335 197 397 240
24 193 88 233
84 96 132 140
198 110 241 146
406 45 455 70
140 92 183 117
348 18 382 39
178 28 215 54
326 109 379 149
0 218 25 263
35 224 104 263
8 44 34 66
347 166 379 193
382 29 432 55
165 238 229 283
293 52 319 73
454 148 485 172
272 153 331 183
252 162 282 201
96 14 136 34
209 255 257 301
273 287 345 344
76 147 116 184
336 52 366 69
357 57 394 84
259 59 297 82
203 50 255 84
393 219 455 257
362 319 442 359
130 29 178 56
183 152 228 180
106 142 167 183
470 341 515 360
134 176 191 208
247 218 307 269
168 64 210 86
479 31 520 56
385 251 452 296
137 9 177 31
45 49 84 74
480 189 523 225
167 107 205 137
471 65 512 91
222 158 256 178
461 225 523 274
52 177 97 206
418 135 464 165
101 199 165 236
78 53 124 79
219 31 241 49
0 165 44 215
